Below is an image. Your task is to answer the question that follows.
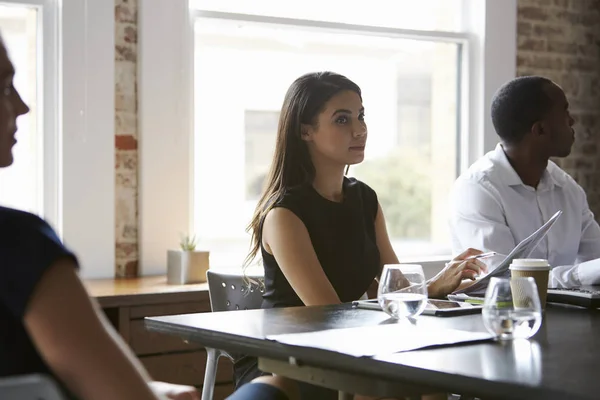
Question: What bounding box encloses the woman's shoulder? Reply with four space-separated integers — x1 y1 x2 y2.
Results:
0 206 48 231
272 185 312 208
0 206 75 261
258 187 311 227
345 177 378 200
0 209 77 319
0 206 64 249
344 177 379 218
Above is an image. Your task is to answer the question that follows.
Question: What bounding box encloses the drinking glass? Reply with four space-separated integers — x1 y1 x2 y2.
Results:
377 264 427 319
482 277 542 340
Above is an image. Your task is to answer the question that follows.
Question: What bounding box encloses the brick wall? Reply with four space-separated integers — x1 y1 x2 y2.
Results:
115 0 139 278
517 0 600 217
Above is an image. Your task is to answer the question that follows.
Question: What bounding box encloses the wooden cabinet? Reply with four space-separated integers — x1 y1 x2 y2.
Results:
84 276 234 399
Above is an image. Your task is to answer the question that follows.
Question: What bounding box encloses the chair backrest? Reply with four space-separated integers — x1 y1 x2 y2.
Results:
0 374 66 400
206 269 265 312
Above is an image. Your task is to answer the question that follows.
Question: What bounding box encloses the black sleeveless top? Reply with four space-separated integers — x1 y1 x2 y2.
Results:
233 178 381 395
261 177 381 308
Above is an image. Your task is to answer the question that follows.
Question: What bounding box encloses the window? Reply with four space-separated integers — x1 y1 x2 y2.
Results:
191 0 464 32
139 0 516 274
0 3 41 215
244 110 279 201
0 0 116 278
193 2 467 268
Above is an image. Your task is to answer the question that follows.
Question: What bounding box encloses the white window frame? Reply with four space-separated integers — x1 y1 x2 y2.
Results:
138 0 516 275
0 0 57 223
2 0 115 278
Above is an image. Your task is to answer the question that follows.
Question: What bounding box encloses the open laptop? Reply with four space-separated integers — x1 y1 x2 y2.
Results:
547 286 600 308
451 287 600 309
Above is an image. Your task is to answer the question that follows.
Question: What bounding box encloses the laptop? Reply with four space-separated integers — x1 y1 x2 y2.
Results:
547 286 600 308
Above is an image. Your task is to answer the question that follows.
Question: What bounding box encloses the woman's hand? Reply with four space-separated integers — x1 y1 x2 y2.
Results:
427 248 488 298
148 381 200 400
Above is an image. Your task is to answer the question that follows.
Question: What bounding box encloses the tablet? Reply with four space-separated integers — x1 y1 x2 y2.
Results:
352 298 483 317
424 299 483 316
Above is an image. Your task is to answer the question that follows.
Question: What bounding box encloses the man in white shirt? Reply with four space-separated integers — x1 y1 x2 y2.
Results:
450 75 600 288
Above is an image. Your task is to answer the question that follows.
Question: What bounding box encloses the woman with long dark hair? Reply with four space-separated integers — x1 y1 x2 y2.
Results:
237 71 485 399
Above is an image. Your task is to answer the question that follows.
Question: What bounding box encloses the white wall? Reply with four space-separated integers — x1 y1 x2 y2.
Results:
138 0 194 275
61 0 115 278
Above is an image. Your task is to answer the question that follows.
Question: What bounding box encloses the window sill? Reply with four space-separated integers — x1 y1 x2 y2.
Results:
84 275 210 308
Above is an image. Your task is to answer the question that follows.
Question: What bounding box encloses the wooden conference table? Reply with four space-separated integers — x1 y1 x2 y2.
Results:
145 303 600 400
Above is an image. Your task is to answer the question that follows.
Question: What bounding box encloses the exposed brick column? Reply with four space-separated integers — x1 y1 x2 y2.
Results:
517 0 600 218
115 0 139 277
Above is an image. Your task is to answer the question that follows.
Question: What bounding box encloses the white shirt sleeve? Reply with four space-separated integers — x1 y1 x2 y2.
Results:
450 178 516 273
551 261 600 287
552 189 600 287
576 190 600 263
451 176 600 287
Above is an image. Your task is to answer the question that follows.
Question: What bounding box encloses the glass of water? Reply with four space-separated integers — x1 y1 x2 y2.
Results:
482 277 542 340
377 264 428 319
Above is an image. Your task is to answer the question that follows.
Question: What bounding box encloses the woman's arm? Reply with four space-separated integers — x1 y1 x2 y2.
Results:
263 207 341 306
374 203 400 266
366 203 400 298
24 259 193 400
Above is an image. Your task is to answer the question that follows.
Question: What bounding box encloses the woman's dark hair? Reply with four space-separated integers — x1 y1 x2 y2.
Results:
244 71 361 267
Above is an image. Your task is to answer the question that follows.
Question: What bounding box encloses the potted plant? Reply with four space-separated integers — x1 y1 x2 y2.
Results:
167 234 210 284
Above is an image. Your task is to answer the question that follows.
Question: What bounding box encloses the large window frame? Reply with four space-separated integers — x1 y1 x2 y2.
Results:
1 0 115 278
138 0 516 275
1 0 59 228
193 10 467 264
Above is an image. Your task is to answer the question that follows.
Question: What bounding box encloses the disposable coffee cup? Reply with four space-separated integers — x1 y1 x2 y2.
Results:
509 259 551 308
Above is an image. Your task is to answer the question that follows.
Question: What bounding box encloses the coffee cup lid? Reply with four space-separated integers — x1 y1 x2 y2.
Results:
509 258 551 271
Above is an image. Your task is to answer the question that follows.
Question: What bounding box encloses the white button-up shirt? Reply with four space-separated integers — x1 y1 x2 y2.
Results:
450 144 600 288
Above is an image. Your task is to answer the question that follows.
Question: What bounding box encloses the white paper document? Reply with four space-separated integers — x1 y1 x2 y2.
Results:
266 323 493 358
453 210 563 297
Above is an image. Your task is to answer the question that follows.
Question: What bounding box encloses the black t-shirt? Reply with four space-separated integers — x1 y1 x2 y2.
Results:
262 177 381 307
0 206 77 383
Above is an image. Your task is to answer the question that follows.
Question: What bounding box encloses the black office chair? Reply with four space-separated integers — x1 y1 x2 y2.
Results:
203 269 265 400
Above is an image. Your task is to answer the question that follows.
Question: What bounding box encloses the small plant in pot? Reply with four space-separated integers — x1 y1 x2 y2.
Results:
180 234 198 252
167 234 210 284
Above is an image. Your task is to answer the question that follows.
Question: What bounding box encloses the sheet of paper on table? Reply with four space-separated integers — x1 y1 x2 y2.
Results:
267 323 494 358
